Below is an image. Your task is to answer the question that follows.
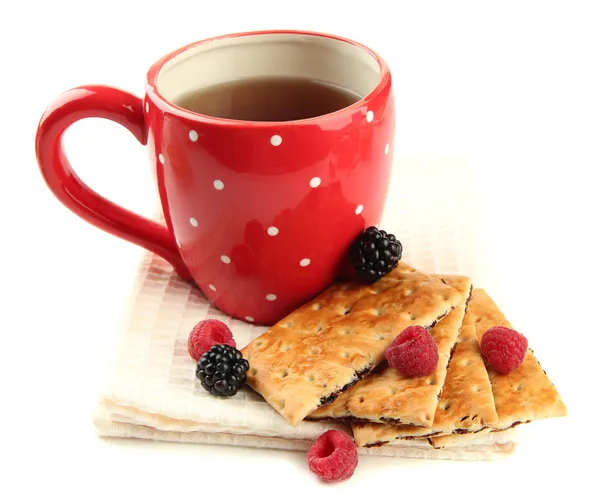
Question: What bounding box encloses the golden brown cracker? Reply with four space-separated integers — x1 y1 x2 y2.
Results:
309 275 472 427
470 289 568 430
242 263 463 426
352 308 498 447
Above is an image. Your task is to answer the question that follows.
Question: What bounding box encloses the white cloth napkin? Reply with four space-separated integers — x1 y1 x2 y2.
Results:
95 155 512 460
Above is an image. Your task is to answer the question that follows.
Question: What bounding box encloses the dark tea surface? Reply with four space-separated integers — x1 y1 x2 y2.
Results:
174 77 362 121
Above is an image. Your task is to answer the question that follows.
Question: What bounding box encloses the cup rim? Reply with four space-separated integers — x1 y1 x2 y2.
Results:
145 29 391 127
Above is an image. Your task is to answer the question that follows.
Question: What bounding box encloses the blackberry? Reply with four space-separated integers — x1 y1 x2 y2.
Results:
196 344 249 397
350 226 402 283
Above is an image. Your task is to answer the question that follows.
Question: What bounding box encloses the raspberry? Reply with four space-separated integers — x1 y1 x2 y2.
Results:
480 326 528 374
385 326 438 377
188 319 235 361
307 430 358 483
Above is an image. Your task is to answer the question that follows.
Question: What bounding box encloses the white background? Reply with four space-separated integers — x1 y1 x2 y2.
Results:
1 0 598 502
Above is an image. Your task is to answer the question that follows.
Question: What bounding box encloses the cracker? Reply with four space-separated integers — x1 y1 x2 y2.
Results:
400 427 517 449
355 289 567 447
470 289 567 430
429 425 522 449
360 440 516 460
429 428 493 449
241 263 464 426
352 308 498 447
308 275 472 427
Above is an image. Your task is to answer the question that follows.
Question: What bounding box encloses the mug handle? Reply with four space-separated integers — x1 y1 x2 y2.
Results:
35 85 192 280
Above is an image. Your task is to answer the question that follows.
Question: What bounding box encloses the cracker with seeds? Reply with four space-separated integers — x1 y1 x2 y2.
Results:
430 291 567 444
470 289 567 430
242 263 464 426
429 428 493 449
355 289 568 448
308 275 472 427
352 308 498 447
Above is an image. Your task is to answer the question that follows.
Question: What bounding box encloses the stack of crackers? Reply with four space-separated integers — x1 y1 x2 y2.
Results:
242 263 566 454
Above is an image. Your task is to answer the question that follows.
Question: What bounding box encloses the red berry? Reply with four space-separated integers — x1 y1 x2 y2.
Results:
188 320 235 361
385 326 438 377
307 430 358 483
480 326 528 374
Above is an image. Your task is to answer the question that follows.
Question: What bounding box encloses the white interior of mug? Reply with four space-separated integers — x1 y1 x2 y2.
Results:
156 33 381 103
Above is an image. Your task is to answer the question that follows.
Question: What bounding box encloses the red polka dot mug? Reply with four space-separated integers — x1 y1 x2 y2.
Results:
35 30 395 325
